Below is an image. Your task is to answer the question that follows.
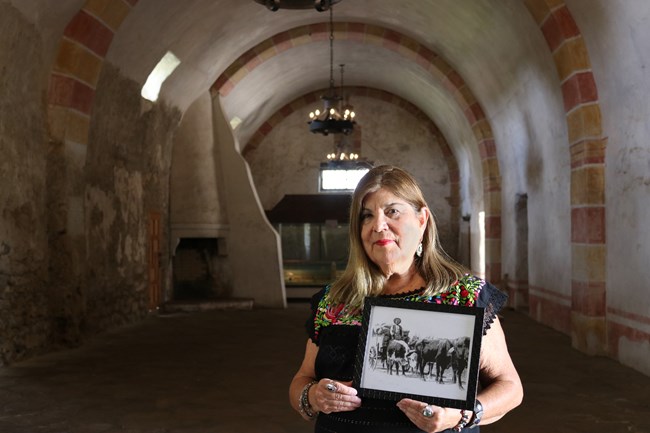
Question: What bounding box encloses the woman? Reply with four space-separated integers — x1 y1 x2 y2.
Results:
289 165 523 432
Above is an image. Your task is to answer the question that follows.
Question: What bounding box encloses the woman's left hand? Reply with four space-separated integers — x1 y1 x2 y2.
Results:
396 399 459 433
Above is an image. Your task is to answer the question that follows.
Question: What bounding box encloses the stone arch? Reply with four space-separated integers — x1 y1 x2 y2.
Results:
213 23 501 282
524 0 607 354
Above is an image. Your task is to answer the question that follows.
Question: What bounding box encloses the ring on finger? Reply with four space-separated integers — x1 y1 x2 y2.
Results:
326 381 338 393
422 405 434 418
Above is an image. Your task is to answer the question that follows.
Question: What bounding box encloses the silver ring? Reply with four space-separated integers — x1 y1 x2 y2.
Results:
422 405 434 418
326 382 338 393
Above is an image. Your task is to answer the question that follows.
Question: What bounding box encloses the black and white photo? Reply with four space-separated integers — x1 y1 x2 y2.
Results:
353 297 484 410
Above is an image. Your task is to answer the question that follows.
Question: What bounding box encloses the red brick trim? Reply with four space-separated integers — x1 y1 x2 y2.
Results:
525 0 606 348
63 9 114 57
47 1 137 139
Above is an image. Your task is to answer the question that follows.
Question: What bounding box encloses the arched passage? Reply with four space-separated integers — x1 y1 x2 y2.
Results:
213 22 502 282
2 0 642 373
242 86 461 241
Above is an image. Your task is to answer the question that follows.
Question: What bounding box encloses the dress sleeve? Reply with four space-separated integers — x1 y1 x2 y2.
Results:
477 281 508 335
305 287 327 345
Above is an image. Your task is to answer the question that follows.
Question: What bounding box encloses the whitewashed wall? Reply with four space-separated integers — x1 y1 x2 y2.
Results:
170 92 229 245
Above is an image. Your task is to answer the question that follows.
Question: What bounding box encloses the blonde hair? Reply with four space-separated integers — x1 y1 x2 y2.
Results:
328 165 468 307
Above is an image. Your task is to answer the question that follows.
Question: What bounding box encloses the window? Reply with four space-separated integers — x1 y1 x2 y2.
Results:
141 51 181 102
319 164 369 192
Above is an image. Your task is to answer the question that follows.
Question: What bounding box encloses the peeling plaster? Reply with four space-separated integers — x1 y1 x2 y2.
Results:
113 166 146 268
86 186 117 245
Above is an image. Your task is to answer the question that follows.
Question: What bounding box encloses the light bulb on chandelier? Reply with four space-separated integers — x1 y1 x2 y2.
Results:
326 152 359 161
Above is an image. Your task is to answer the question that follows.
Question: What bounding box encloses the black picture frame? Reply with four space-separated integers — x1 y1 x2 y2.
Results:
352 297 484 410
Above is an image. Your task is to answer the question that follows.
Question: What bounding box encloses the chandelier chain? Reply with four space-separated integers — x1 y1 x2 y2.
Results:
329 3 335 94
307 0 356 136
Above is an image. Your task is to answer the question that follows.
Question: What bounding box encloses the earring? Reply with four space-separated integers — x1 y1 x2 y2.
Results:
416 242 423 257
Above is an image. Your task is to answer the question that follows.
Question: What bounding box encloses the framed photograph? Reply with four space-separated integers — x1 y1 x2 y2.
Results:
352 297 484 410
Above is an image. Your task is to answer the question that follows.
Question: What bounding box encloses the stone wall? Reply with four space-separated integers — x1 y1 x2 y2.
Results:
0 3 52 365
83 63 180 333
0 3 181 363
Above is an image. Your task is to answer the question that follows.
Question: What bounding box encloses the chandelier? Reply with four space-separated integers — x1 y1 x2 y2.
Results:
254 0 342 11
325 134 359 161
326 151 359 161
307 3 356 136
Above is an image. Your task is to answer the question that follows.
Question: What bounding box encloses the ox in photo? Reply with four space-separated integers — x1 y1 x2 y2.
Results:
353 297 484 410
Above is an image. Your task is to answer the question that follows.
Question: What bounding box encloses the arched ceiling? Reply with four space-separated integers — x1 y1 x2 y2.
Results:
95 0 550 149
17 0 564 211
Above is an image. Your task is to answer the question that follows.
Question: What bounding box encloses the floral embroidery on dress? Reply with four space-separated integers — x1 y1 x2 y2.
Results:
313 298 363 341
411 274 485 307
313 274 485 340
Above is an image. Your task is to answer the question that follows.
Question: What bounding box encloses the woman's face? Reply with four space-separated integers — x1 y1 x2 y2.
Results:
360 188 428 277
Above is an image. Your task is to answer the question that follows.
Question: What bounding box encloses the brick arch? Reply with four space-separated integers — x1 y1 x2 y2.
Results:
47 0 139 146
214 23 501 281
524 0 607 354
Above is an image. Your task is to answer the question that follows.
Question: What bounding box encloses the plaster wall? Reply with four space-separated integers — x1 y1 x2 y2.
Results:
245 96 458 258
170 92 228 233
212 97 285 308
170 93 232 299
450 1 574 311
0 3 52 364
491 69 572 306
567 0 650 374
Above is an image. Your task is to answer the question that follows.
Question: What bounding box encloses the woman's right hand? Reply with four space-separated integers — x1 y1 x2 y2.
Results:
310 379 362 414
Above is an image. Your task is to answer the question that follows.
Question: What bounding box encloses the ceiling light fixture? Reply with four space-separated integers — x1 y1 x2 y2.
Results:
254 0 342 12
325 134 359 161
307 2 356 136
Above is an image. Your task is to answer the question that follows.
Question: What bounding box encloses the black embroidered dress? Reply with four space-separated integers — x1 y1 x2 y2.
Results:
305 275 507 433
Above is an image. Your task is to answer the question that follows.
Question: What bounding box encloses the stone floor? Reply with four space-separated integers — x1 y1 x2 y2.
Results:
0 301 648 433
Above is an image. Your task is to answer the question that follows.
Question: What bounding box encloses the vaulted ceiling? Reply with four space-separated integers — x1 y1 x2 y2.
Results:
93 0 551 161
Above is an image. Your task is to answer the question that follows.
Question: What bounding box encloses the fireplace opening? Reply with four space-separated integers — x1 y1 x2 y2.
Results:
172 237 231 300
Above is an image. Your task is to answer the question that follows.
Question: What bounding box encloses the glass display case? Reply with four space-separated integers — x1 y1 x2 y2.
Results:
275 222 349 287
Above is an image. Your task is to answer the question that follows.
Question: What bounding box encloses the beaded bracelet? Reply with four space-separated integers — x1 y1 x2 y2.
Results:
452 409 471 432
298 380 318 420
